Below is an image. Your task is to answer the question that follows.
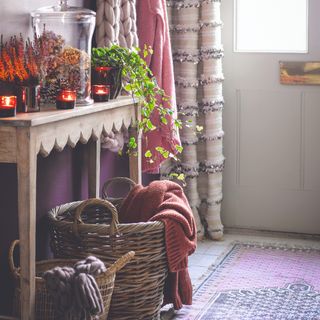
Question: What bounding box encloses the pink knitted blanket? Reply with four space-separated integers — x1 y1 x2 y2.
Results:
136 0 181 173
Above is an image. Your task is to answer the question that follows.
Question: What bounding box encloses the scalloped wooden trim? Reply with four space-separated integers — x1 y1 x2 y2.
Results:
33 101 135 157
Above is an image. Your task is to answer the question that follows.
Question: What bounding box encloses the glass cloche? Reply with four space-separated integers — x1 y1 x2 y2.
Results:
31 0 96 106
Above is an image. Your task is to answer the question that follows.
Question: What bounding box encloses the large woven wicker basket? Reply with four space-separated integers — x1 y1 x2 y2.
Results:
48 196 168 320
9 240 134 320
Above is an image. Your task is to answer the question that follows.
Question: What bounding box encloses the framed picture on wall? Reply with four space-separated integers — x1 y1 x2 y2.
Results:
280 61 320 85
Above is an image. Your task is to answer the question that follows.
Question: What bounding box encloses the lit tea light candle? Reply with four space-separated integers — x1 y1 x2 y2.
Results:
56 90 76 110
92 85 110 102
0 96 17 117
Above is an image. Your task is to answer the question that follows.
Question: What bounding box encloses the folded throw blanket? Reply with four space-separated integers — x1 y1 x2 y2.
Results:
119 180 197 309
43 256 106 319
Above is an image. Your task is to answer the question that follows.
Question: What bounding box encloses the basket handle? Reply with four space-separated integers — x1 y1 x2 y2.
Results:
107 251 135 274
73 198 119 237
8 240 20 280
102 177 136 200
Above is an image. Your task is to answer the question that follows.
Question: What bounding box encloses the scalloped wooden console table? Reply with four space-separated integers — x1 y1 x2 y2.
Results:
0 96 141 319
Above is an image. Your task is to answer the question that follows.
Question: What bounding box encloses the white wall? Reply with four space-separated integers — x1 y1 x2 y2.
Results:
0 0 84 38
221 0 320 234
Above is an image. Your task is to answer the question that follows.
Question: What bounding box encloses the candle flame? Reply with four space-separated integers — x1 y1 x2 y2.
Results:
63 94 74 101
0 96 16 108
57 90 76 102
93 85 109 95
4 97 10 105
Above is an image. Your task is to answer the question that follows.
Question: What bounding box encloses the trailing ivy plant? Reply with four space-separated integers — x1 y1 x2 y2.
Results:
92 44 184 179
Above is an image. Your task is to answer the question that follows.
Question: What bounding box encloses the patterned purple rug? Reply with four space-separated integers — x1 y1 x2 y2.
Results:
175 242 320 320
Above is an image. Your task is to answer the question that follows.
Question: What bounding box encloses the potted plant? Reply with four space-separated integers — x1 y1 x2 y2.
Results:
92 46 144 100
92 44 183 171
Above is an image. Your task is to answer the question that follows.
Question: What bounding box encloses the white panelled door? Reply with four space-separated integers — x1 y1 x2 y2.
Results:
221 0 320 234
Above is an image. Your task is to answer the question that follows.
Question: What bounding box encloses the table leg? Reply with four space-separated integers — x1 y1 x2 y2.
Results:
87 136 101 198
129 104 142 184
16 128 37 320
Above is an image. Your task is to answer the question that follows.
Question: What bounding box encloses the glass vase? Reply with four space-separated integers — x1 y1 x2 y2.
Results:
31 0 96 106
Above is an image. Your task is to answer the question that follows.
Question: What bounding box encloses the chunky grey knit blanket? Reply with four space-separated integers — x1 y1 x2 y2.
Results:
43 256 107 320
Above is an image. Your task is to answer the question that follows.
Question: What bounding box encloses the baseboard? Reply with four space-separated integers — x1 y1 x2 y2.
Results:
224 227 320 240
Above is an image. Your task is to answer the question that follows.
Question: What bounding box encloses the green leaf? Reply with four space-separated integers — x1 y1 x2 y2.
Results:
145 150 152 158
174 119 182 129
160 117 168 125
146 119 156 130
169 173 179 178
162 151 169 159
128 137 137 149
175 145 183 153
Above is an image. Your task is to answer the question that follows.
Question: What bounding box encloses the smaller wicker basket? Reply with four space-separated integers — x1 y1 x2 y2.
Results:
9 240 134 320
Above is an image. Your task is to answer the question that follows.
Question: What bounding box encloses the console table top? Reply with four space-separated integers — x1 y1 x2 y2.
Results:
0 96 136 127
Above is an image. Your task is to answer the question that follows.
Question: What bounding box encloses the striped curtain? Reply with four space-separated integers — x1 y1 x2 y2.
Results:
166 0 224 240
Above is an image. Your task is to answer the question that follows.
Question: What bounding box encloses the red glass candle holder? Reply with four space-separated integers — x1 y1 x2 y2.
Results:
93 66 113 83
0 96 17 117
16 85 41 113
92 85 110 102
56 90 76 110
92 66 122 99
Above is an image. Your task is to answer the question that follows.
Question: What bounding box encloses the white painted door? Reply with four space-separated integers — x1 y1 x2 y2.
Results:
221 0 320 234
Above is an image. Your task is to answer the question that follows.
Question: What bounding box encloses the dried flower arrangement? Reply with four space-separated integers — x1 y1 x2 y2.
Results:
39 31 91 104
0 33 48 86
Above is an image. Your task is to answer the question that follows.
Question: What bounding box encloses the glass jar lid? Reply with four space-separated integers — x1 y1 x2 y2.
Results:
30 0 96 21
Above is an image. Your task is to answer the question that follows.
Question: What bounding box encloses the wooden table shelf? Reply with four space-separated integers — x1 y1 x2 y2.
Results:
0 96 141 320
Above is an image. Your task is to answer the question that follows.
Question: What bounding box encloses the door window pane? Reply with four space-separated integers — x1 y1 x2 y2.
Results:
234 0 308 53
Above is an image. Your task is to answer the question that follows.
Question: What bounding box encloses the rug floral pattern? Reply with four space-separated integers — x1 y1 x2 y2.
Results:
175 243 320 320
200 282 320 320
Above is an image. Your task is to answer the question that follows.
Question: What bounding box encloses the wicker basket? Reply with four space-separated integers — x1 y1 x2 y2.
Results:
48 197 168 320
101 176 136 210
9 240 134 320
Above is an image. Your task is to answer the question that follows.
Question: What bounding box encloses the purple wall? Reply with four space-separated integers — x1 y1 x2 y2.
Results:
0 164 18 315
